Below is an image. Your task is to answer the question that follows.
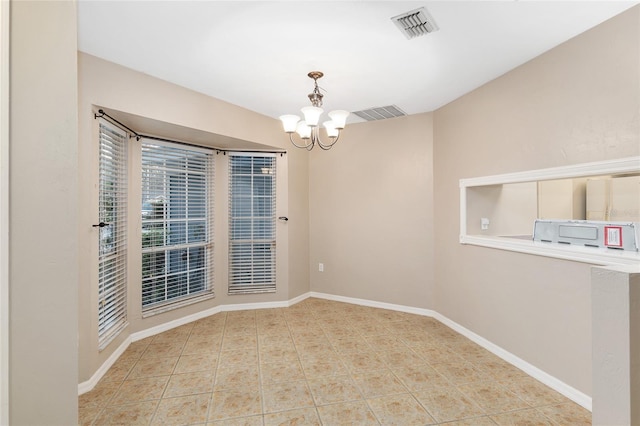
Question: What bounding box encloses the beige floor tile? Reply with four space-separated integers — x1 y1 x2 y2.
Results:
501 377 567 407
115 350 145 368
256 307 284 317
536 402 591 425
290 335 329 349
392 364 450 391
143 341 186 358
191 319 225 331
260 360 305 384
412 344 465 365
307 375 362 405
455 347 501 364
79 380 121 409
442 416 498 425
406 333 445 348
457 381 530 414
78 404 103 426
222 334 258 351
413 384 486 423
188 332 224 346
300 359 348 379
434 329 468 344
448 341 493 359
164 371 214 397
219 348 259 366
128 355 179 379
93 400 158 425
223 325 257 337
263 407 321 426
258 333 293 348
362 333 406 349
98 358 136 383
258 345 299 364
262 380 314 413
127 337 153 354
151 393 210 425
398 332 437 347
330 336 372 354
174 352 218 374
351 322 391 336
324 329 361 341
316 400 378 425
208 415 264 425
290 323 322 334
256 322 289 335
351 369 407 398
192 313 225 325
295 341 336 360
317 315 347 325
474 357 528 381
490 408 555 425
82 298 586 426
184 338 222 355
214 364 259 391
151 329 191 345
367 393 436 425
340 351 387 372
378 348 425 369
374 309 410 322
432 361 491 385
209 389 262 421
109 376 170 405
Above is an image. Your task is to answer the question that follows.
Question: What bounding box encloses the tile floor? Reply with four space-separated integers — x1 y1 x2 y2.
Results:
79 298 591 425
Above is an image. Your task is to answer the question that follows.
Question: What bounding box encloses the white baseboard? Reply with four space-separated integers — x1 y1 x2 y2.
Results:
130 305 224 343
79 290 592 412
78 336 131 395
309 291 436 317
311 291 592 411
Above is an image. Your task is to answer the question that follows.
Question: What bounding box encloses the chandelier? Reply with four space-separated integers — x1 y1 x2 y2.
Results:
279 71 350 151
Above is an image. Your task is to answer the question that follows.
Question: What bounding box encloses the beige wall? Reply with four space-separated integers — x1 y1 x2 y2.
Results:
309 113 435 309
9 4 637 420
433 6 640 396
308 5 639 398
78 53 310 382
9 1 79 424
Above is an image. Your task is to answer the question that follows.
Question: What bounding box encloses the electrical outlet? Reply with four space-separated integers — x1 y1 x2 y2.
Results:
319 263 324 272
481 218 490 230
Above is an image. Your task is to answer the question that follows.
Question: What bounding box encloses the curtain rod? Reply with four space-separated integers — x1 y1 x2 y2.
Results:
94 109 287 156
94 109 138 136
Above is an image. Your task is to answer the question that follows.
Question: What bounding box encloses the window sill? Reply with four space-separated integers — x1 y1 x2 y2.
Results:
460 234 640 267
142 291 215 318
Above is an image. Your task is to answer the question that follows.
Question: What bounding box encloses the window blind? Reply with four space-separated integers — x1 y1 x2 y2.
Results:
141 141 214 309
228 154 276 294
98 122 128 349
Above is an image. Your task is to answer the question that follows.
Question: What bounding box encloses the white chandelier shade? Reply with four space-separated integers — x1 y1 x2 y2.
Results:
279 71 350 151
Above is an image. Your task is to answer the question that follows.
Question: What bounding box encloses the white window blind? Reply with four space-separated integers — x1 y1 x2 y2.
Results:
141 141 214 310
229 154 276 294
98 122 128 349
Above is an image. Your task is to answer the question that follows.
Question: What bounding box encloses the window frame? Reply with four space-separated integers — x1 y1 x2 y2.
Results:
97 120 129 349
228 152 277 295
140 139 215 315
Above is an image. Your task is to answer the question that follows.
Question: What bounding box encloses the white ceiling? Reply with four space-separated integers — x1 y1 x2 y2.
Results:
77 1 638 124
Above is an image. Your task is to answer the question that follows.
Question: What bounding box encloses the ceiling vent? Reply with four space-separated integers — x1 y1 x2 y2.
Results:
352 105 407 122
391 7 439 40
